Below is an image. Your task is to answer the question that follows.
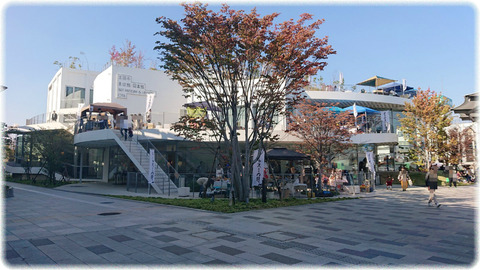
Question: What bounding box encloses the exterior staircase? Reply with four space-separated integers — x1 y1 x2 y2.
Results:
111 130 178 195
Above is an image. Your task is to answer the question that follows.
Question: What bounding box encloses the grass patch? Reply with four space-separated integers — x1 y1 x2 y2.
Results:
107 195 358 213
6 177 77 188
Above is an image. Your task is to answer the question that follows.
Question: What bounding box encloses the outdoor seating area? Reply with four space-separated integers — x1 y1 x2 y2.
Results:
197 178 231 198
75 102 155 134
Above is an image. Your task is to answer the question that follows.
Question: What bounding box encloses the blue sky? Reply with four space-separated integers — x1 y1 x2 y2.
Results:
1 1 477 125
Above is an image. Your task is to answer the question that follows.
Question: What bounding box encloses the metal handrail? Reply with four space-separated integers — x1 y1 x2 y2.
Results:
131 130 180 195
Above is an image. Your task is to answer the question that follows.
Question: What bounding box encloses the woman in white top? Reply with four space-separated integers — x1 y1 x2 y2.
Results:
398 166 410 191
216 164 224 180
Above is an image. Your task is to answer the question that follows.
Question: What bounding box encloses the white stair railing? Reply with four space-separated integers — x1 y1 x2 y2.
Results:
110 129 177 195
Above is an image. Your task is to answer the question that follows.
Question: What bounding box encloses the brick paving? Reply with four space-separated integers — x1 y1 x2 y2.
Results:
3 182 478 267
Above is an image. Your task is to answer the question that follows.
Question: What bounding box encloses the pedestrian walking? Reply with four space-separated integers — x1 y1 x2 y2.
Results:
385 176 393 190
426 165 441 208
61 166 69 182
119 116 129 140
128 127 133 140
398 166 410 191
449 166 458 187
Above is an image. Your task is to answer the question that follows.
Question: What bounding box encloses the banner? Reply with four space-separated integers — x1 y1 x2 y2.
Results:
148 149 155 184
365 151 376 182
146 93 155 113
380 111 391 132
353 103 358 118
251 149 265 187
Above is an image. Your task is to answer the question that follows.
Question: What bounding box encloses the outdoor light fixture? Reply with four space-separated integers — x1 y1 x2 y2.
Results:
1 85 7 92
80 52 89 70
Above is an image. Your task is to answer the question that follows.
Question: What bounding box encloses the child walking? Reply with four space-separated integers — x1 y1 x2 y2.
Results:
385 176 393 190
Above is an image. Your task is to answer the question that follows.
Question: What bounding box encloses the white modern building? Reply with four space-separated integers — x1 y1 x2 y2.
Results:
304 86 411 172
46 65 186 129
92 65 185 127
47 67 99 124
15 66 466 196
71 73 419 193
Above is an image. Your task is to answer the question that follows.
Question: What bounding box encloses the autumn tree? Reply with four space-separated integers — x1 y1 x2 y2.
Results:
53 56 82 69
399 89 452 170
443 125 475 166
155 3 335 202
288 101 353 178
109 39 145 68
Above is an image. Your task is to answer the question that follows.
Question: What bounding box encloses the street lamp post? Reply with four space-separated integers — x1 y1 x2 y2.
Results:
80 52 89 70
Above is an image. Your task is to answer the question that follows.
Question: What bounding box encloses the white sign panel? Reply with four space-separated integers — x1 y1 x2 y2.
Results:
116 74 156 98
251 149 265 187
148 149 155 184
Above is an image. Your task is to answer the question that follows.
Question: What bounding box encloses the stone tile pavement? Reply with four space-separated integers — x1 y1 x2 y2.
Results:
3 182 478 268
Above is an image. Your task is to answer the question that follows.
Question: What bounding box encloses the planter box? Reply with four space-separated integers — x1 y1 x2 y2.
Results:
178 187 190 197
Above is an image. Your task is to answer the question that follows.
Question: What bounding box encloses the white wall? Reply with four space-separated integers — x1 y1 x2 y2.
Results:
93 65 114 103
46 67 99 123
93 65 186 125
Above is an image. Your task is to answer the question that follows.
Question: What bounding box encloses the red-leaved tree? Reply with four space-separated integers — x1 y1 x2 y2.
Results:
288 101 354 179
155 3 335 202
444 126 475 166
109 39 145 68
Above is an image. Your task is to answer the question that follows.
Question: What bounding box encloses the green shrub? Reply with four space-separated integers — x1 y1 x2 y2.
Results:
6 177 76 188
108 195 357 213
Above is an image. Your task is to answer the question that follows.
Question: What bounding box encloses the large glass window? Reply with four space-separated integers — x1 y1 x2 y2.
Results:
66 86 73 96
89 89 94 104
62 86 86 108
75 87 85 99
78 148 104 179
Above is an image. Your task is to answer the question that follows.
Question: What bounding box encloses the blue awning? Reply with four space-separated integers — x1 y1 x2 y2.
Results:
323 106 343 113
342 105 380 114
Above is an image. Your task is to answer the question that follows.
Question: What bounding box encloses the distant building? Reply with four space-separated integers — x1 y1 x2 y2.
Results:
453 92 478 122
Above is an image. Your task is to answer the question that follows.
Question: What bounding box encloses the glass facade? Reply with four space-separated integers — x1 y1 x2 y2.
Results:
62 86 86 108
77 148 104 179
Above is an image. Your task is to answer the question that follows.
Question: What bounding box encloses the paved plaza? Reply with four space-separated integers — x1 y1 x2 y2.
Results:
3 182 478 268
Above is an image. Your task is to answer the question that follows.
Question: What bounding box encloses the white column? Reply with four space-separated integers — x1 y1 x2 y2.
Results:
102 147 110 182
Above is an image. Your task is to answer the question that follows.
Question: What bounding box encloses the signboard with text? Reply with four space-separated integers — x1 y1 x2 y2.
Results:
116 74 156 98
251 149 265 187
